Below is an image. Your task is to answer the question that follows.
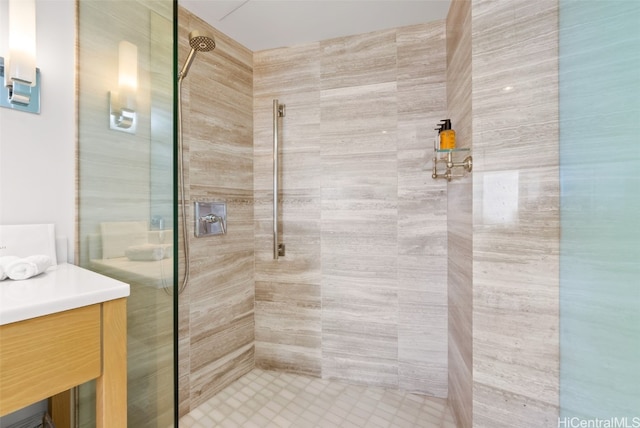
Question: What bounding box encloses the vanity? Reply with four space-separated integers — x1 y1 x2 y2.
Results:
0 263 130 427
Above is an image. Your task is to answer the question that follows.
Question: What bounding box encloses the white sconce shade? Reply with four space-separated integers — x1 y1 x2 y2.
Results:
118 40 137 108
0 0 40 113
110 40 138 133
8 0 36 86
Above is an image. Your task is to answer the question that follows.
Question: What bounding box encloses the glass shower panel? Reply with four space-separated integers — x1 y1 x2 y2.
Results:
77 1 175 427
559 0 640 420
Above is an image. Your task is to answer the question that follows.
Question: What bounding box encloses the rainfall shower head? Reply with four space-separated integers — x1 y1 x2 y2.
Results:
178 30 216 80
189 30 216 52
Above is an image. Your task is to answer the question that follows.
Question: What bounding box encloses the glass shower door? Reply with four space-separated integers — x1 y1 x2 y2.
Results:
559 0 640 420
76 1 176 427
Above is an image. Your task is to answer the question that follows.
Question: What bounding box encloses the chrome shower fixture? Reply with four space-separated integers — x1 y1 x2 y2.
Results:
189 31 216 51
177 29 216 294
178 30 216 80
194 201 227 237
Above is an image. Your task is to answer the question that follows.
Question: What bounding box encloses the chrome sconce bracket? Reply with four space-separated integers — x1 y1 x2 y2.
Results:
0 57 41 114
109 91 137 133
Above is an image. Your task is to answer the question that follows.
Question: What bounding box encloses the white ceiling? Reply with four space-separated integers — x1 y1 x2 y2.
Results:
179 0 452 52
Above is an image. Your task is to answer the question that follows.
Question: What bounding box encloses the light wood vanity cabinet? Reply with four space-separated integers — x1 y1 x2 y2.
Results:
0 264 129 428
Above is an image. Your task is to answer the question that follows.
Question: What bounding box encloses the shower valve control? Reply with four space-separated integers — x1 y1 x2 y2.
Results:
194 201 227 237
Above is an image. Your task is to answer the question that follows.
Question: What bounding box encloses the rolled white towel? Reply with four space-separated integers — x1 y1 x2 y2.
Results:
6 255 53 280
0 256 20 280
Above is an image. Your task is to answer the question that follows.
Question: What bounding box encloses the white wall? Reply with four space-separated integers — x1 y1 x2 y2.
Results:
0 1 75 423
0 0 76 262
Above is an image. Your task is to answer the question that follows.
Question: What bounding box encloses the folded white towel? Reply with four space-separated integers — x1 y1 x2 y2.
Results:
161 244 173 259
6 255 53 280
125 244 171 261
0 256 20 280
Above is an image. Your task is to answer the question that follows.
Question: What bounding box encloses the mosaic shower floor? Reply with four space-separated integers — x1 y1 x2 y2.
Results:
179 369 456 427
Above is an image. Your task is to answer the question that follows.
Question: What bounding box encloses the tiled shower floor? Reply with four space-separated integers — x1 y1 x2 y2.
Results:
179 369 456 427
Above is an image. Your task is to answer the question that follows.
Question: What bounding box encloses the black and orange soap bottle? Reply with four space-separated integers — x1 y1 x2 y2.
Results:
438 119 456 150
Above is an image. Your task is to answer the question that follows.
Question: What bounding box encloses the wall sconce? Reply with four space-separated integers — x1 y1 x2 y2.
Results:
109 40 138 133
0 0 41 114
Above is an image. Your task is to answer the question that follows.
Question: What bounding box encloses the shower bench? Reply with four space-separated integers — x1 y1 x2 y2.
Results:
0 264 129 428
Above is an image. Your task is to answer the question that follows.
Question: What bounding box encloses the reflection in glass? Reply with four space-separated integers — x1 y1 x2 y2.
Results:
560 0 640 419
77 1 175 427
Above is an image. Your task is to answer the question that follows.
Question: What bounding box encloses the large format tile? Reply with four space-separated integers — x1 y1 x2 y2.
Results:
445 0 473 425
470 1 560 427
320 29 397 90
319 78 399 384
255 281 322 376
254 22 448 395
179 6 255 416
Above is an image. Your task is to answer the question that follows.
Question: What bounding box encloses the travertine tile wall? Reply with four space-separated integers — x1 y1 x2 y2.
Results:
396 23 448 397
183 1 561 422
446 0 473 427
254 42 323 377
445 1 560 426
254 22 448 397
470 0 560 426
178 7 254 416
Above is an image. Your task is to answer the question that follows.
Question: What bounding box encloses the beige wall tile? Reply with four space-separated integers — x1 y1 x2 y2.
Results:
446 0 474 425
255 282 321 375
178 6 255 416
446 1 559 426
321 30 397 90
254 41 323 377
397 20 448 397
471 0 560 427
255 23 448 395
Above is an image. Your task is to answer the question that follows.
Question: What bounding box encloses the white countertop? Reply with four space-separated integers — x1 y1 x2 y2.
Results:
0 263 130 326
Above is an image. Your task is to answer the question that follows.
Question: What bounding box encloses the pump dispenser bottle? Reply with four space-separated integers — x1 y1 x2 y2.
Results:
439 119 456 150
434 124 443 150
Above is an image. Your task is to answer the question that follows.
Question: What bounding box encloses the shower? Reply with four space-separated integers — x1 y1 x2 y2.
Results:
177 30 216 293
178 30 216 80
